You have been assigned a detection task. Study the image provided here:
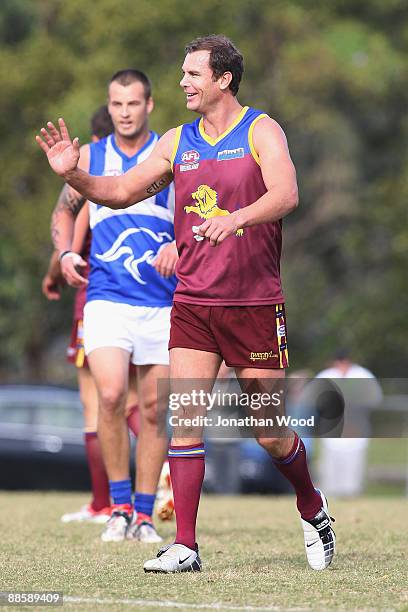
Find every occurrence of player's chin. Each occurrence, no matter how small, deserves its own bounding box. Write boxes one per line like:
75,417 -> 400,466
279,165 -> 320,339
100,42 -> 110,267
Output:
117,125 -> 137,138
186,98 -> 200,112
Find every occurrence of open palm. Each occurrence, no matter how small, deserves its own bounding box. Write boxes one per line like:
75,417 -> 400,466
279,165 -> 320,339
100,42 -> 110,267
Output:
36,118 -> 80,177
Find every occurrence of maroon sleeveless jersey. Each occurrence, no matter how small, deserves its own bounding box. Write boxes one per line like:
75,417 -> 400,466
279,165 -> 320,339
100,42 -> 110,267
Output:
171,106 -> 284,306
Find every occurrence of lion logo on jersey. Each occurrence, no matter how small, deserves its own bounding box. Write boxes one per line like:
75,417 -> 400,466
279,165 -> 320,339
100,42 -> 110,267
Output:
184,185 -> 243,236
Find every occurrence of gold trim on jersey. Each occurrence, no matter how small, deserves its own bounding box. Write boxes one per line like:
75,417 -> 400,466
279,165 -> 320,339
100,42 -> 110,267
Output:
75,320 -> 85,368
248,113 -> 268,165
170,125 -> 183,171
198,106 -> 249,146
275,304 -> 289,368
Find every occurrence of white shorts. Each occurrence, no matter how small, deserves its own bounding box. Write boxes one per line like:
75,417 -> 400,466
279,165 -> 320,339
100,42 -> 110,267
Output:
83,300 -> 171,365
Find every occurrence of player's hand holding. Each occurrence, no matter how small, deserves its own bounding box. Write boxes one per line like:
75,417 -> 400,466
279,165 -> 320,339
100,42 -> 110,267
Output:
60,252 -> 88,288
152,241 -> 178,278
36,118 -> 80,177
197,212 -> 242,247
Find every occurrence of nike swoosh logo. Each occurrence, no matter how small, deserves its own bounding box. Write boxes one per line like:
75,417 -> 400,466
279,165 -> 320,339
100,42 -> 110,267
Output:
306,540 -> 319,548
179,555 -> 192,565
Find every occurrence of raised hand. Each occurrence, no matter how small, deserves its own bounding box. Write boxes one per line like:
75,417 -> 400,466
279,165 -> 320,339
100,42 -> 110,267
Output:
36,118 -> 80,177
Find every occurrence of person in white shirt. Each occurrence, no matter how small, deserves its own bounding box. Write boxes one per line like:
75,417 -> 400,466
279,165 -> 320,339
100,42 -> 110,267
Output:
316,350 -> 383,496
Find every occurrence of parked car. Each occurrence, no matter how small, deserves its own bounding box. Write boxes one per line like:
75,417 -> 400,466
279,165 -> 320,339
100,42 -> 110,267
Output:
204,438 -> 293,495
0,385 -> 90,490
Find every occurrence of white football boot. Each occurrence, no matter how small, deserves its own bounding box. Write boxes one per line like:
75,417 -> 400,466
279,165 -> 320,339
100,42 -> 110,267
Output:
100,507 -> 132,542
301,489 -> 336,570
126,517 -> 163,543
60,504 -> 111,524
144,543 -> 202,573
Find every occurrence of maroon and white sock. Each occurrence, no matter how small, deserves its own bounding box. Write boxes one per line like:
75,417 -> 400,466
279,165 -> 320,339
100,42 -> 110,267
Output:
84,431 -> 110,511
168,444 -> 205,549
272,433 -> 322,520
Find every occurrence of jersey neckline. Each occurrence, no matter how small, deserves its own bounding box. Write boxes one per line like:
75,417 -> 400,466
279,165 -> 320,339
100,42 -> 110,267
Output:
110,131 -> 156,163
198,106 -> 249,146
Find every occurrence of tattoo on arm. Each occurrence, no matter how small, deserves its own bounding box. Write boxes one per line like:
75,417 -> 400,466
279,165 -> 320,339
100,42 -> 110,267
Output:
58,184 -> 86,215
50,184 -> 85,249
146,177 -> 168,195
51,218 -> 60,247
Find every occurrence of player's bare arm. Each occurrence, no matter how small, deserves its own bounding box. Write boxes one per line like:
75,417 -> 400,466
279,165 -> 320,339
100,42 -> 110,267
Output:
50,144 -> 90,287
198,117 -> 298,246
36,118 -> 175,208
236,117 -> 298,226
71,201 -> 90,254
51,183 -> 86,249
50,143 -> 90,250
60,200 -> 90,288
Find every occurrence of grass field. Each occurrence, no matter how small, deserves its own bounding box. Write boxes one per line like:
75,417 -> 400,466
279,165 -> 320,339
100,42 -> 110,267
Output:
0,492 -> 407,611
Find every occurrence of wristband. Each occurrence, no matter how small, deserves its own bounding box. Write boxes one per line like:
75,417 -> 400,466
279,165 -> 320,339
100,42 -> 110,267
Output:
58,250 -> 73,262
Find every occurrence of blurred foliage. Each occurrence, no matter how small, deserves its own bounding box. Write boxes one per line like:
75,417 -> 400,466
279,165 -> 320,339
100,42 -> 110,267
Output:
0,0 -> 407,381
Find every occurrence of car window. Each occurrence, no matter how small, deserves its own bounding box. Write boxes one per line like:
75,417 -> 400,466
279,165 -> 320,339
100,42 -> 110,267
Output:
0,403 -> 33,425
34,402 -> 83,429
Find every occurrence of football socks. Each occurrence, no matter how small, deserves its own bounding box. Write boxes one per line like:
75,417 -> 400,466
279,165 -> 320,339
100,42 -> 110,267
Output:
272,433 -> 322,520
84,432 -> 110,511
168,444 -> 205,549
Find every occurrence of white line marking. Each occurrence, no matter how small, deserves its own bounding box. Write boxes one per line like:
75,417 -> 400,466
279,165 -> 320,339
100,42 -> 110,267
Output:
64,596 -> 310,611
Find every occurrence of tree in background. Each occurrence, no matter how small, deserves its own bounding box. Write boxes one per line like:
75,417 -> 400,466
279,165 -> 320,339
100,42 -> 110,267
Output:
1,0 -> 407,381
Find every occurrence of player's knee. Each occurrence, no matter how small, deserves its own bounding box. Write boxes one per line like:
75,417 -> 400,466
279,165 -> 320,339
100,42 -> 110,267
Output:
140,397 -> 161,426
98,387 -> 127,415
256,436 -> 282,454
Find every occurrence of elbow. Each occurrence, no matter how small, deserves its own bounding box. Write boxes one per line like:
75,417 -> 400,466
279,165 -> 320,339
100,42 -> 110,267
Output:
291,190 -> 299,211
285,188 -> 299,215
109,188 -> 133,210
121,192 -> 134,208
120,185 -> 141,209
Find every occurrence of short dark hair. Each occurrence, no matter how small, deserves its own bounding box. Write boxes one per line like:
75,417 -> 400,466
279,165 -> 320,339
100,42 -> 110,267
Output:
109,69 -> 152,100
334,348 -> 352,362
185,34 -> 243,96
90,105 -> 114,139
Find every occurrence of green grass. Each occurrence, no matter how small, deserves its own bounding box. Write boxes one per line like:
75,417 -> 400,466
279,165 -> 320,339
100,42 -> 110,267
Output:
367,438 -> 408,466
0,492 -> 407,611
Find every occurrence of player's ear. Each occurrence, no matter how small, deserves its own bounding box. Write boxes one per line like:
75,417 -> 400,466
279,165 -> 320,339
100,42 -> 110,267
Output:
219,72 -> 232,92
146,96 -> 154,115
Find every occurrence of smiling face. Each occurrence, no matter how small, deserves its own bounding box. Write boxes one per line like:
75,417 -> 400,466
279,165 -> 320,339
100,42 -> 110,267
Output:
180,50 -> 231,114
108,80 -> 153,139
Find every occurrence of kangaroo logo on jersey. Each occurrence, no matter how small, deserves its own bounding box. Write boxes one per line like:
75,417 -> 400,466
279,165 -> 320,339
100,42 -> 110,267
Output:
184,185 -> 243,236
95,227 -> 173,285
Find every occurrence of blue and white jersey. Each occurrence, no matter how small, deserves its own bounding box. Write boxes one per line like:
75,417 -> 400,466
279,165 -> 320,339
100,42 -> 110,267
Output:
87,132 -> 176,307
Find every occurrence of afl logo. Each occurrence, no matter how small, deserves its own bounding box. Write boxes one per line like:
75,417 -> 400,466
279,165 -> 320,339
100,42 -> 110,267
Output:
182,150 -> 200,163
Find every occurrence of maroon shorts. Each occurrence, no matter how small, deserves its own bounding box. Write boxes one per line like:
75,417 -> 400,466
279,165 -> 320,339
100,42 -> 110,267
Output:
169,302 -> 289,369
66,319 -> 88,368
